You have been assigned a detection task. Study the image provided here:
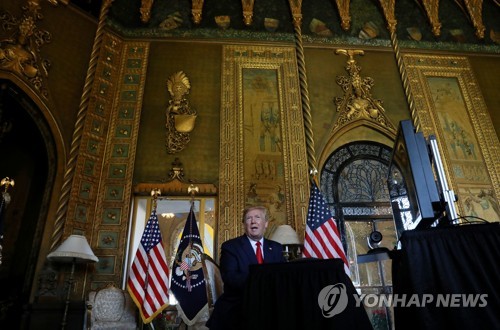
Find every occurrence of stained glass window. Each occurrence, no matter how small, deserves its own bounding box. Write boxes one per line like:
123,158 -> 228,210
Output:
321,141 -> 399,330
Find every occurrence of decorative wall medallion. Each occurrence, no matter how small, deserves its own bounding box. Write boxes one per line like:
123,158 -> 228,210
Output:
102,207 -> 122,225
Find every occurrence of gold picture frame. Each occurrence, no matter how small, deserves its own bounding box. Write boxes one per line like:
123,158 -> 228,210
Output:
403,54 -> 500,222
218,45 -> 309,247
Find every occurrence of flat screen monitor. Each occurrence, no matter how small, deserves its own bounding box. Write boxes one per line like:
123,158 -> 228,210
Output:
388,120 -> 443,236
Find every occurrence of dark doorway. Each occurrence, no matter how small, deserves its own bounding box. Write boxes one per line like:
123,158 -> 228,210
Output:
0,80 -> 53,328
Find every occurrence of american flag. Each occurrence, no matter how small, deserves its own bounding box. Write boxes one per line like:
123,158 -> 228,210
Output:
127,209 -> 170,324
303,181 -> 350,275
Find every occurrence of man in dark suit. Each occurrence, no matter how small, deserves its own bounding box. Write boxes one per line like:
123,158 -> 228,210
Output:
206,205 -> 285,330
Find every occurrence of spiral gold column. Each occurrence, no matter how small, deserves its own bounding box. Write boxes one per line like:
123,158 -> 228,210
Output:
389,29 -> 420,130
288,0 -> 317,174
50,0 -> 114,250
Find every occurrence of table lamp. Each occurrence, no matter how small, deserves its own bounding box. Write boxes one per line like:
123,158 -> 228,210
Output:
270,225 -> 302,261
47,234 -> 98,329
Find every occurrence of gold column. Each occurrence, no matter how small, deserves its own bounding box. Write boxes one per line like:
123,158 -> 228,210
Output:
50,0 -> 114,250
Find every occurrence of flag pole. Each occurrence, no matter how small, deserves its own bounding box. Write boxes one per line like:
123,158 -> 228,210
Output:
187,184 -> 199,241
151,188 -> 161,209
310,169 -> 319,187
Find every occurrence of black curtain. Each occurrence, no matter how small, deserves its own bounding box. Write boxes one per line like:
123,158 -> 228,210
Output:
393,222 -> 500,330
243,258 -> 372,330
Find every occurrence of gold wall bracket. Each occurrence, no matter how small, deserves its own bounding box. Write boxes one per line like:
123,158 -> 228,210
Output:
165,71 -> 197,154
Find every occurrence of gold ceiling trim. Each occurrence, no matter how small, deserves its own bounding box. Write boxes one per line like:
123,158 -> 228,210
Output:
459,0 -> 485,39
287,0 -> 303,28
241,0 -> 255,26
108,0 -> 492,41
192,0 -> 204,24
140,0 -> 153,23
377,0 -> 397,34
332,0 -> 351,31
418,0 -> 442,36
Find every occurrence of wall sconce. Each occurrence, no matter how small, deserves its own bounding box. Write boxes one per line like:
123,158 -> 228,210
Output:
165,71 -> 197,154
47,235 -> 98,329
270,225 -> 302,261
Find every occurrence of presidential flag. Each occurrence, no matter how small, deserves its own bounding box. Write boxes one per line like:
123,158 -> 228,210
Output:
303,181 -> 350,275
170,206 -> 207,325
127,208 -> 170,324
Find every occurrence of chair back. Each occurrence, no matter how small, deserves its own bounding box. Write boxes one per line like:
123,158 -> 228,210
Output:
86,284 -> 137,329
201,253 -> 224,310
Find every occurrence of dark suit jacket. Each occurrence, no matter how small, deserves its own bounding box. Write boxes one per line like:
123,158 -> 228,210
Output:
206,235 -> 285,329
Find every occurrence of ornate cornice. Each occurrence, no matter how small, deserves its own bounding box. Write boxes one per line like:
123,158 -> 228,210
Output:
104,21 -> 500,54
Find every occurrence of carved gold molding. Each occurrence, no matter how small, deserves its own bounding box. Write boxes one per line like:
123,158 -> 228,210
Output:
403,54 -> 500,221
140,0 -> 154,23
287,0 -> 303,28
417,0 -> 442,36
377,0 -> 397,34
192,0 -> 204,24
332,0 -> 351,31
458,0 -> 485,39
241,0 -> 255,26
134,158 -> 217,197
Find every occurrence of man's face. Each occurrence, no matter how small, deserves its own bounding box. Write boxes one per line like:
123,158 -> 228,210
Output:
244,208 -> 268,241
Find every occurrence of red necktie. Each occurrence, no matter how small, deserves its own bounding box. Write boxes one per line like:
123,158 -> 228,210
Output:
256,241 -> 264,264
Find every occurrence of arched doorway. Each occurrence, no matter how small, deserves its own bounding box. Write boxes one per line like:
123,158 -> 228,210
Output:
321,141 -> 397,329
0,80 -> 56,327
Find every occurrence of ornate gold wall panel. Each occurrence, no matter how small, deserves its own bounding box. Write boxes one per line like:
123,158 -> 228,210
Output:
219,45 -> 309,251
62,31 -> 150,295
403,54 -> 500,222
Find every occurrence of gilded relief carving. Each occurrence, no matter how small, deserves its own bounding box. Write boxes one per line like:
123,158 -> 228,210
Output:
165,71 -> 197,154
332,49 -> 396,137
0,2 -> 51,98
219,45 -> 309,249
333,0 -> 352,31
241,0 -> 255,26
140,0 -> 154,23
191,0 -> 204,24
417,0 -> 442,36
458,0 -> 485,39
376,0 -> 397,33
287,0 -> 303,27
403,54 -> 500,222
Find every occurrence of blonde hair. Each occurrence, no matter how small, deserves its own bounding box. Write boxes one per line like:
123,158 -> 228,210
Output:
241,205 -> 269,222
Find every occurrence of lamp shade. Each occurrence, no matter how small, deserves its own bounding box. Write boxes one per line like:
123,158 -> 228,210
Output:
270,225 -> 301,245
47,234 -> 99,263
